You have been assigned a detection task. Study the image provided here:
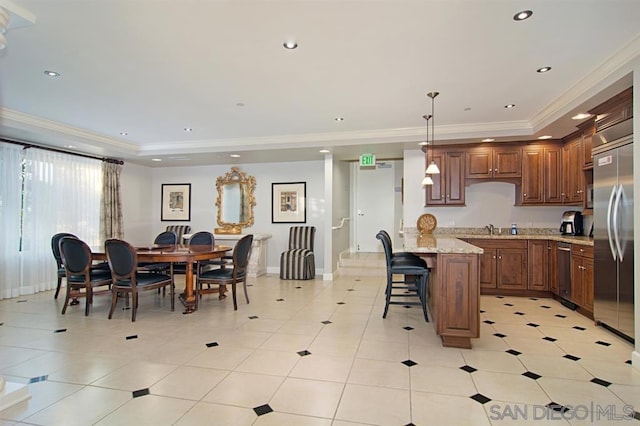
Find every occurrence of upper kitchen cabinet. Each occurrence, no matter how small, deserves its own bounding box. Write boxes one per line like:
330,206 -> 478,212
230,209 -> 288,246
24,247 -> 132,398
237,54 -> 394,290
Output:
519,142 -> 563,205
425,149 -> 465,206
562,133 -> 584,204
466,146 -> 522,180
578,120 -> 595,169
590,87 -> 633,133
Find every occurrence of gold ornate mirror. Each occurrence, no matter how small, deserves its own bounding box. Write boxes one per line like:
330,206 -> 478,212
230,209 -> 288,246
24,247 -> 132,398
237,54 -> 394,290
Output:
215,167 -> 256,234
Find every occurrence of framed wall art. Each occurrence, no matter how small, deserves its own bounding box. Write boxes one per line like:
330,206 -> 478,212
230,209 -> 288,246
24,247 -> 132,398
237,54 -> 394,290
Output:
272,182 -> 306,223
161,183 -> 191,221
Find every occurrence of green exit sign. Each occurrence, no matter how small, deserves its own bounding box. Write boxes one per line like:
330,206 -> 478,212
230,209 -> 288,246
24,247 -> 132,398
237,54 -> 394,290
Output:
359,154 -> 376,167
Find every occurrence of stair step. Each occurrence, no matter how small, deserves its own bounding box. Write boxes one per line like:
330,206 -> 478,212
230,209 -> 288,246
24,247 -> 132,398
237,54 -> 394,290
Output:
337,252 -> 385,276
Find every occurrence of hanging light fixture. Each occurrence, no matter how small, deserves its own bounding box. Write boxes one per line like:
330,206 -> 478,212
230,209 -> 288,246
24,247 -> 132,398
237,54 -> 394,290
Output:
425,91 -> 441,175
421,113 -> 434,186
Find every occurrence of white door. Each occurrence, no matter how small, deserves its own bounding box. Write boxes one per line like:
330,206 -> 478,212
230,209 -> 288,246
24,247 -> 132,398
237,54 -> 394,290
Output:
355,161 -> 396,252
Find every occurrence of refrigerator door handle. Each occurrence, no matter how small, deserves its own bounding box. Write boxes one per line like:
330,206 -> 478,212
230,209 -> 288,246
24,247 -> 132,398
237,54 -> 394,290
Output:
606,185 -> 617,261
613,184 -> 624,262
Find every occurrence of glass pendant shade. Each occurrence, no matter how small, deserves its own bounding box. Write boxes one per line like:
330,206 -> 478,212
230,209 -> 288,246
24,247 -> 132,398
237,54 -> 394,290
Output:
421,175 -> 434,186
425,160 -> 440,174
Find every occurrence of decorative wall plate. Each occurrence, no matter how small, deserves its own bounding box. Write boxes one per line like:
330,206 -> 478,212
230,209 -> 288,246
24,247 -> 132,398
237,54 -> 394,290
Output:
417,213 -> 437,234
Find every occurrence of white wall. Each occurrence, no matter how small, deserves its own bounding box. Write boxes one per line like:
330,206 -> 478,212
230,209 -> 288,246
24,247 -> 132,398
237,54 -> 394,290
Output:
148,161 -> 326,273
121,162 -> 153,243
403,149 -> 575,231
330,159 -> 351,274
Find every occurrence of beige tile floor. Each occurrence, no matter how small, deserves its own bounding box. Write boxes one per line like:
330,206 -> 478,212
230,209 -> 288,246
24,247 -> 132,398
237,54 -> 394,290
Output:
0,269 -> 639,425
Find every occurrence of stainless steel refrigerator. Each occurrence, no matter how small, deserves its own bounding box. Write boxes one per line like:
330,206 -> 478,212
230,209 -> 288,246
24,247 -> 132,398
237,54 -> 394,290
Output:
593,119 -> 634,343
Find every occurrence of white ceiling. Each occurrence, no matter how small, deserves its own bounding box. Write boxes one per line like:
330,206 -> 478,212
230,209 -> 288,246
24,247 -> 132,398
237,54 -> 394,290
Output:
1,0 -> 639,167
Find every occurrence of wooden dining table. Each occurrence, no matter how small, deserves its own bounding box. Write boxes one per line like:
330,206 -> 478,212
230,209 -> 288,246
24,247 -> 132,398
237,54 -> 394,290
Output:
93,244 -> 232,314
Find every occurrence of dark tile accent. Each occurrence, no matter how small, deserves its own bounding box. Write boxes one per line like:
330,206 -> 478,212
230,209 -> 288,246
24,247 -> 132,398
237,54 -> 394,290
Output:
626,360 -> 632,365
563,354 -> 581,361
591,378 -> 611,387
634,411 -> 640,421
573,326 -> 586,331
522,371 -> 541,380
297,350 -> 312,356
29,375 -> 48,383
295,286 -> 302,289
354,279 -> 361,282
405,423 -> 416,426
470,393 -> 491,404
547,402 -> 569,413
555,314 -> 567,318
483,320 -> 495,324
0,323 -> 3,326
403,305 -> 412,309
253,404 -> 273,416
595,340 -> 611,347
460,365 -> 477,373
17,300 -> 27,303
506,349 -> 521,356
496,296 -> 505,299
54,328 -> 67,333
206,342 -> 219,348
541,305 -> 551,309
347,289 -> 354,291
480,310 -> 485,313
529,297 -> 539,301
247,284 -> 254,287
514,312 -> 525,315
493,333 -> 507,338
527,323 -> 540,328
403,326 -> 414,331
321,320 -> 332,325
337,302 -> 345,305
126,335 -> 138,340
248,316 -> 259,319
401,360 -> 417,367
276,298 -> 284,301
504,303 -> 514,307
543,337 -> 557,342
132,388 -> 150,398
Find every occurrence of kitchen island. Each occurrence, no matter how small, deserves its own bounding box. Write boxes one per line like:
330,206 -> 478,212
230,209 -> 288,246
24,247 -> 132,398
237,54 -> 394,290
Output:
402,231 -> 484,349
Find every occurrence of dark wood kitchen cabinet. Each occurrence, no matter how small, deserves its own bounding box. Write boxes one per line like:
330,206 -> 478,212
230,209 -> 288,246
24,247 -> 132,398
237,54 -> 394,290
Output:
519,143 -> 563,205
562,136 -> 584,204
425,149 -> 465,206
548,240 -> 559,295
527,240 -> 548,291
571,244 -> 594,314
591,87 -> 633,133
467,239 -> 527,292
466,147 -> 521,179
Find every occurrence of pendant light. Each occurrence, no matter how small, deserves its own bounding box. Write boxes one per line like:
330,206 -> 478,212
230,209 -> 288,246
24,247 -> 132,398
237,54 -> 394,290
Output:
421,113 -> 434,186
425,91 -> 441,175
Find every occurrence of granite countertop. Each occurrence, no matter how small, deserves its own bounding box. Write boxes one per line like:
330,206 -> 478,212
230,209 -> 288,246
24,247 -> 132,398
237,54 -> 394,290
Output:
401,227 -> 594,247
402,231 -> 484,254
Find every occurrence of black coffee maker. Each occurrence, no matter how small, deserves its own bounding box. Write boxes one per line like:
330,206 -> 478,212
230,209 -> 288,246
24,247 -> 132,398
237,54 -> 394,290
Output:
560,211 -> 583,236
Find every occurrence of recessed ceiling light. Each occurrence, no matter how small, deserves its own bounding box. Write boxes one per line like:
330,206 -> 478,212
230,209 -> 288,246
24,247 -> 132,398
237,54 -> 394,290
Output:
66,144 -> 75,148
236,102 -> 245,107
151,158 -> 162,162
120,132 -> 128,136
538,135 -> 553,140
319,149 -> 330,153
418,141 -> 429,146
334,117 -> 344,121
482,138 -> 495,142
537,66 -> 552,73
230,154 -> 241,158
44,70 -> 60,77
572,113 -> 592,120
504,104 -> 516,109
513,10 -> 533,21
283,40 -> 298,49
464,107 -> 472,111
184,128 -> 193,132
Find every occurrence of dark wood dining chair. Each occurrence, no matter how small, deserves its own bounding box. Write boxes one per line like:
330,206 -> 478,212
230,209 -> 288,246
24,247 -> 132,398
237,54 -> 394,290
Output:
138,230 -> 178,273
105,239 -> 174,322
51,232 -> 77,299
59,236 -> 112,316
195,234 -> 253,310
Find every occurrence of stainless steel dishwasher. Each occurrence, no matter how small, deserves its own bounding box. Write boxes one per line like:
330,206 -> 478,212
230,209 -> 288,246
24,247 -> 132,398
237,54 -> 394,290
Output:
557,242 -> 574,308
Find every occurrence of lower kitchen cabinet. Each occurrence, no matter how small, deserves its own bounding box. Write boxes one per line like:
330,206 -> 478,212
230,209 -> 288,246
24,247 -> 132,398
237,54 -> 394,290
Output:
571,244 -> 594,313
468,239 -> 527,291
527,240 -> 548,291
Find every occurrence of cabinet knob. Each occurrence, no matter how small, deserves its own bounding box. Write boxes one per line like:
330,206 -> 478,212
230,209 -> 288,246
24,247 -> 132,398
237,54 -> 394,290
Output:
498,256 -> 502,260
493,255 -> 496,259
523,193 -> 527,197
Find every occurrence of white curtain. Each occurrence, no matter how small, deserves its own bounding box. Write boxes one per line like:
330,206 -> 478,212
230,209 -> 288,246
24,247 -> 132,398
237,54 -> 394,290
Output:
0,144 -> 102,299
0,143 -> 24,299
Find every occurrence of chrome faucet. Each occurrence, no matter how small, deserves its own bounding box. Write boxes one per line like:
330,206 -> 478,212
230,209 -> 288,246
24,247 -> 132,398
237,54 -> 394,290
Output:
485,224 -> 495,235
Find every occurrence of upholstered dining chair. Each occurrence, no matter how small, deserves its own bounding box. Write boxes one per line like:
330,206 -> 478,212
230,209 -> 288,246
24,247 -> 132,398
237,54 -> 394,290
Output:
138,230 -> 178,273
58,236 -> 112,316
105,239 -> 174,322
376,230 -> 430,321
51,232 -> 77,299
195,234 -> 253,310
280,226 -> 316,280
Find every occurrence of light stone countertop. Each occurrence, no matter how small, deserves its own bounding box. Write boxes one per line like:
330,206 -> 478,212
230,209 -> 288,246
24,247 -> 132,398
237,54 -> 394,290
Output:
402,231 -> 484,254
